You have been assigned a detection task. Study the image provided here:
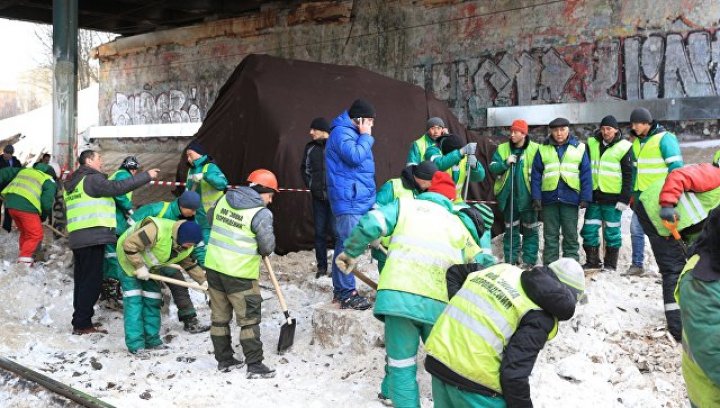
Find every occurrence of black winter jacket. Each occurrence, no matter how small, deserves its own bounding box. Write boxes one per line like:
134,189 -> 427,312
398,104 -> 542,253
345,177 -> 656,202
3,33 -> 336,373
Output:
64,165 -> 151,249
0,155 -> 22,169
301,139 -> 329,200
590,130 -> 633,205
426,264 -> 577,408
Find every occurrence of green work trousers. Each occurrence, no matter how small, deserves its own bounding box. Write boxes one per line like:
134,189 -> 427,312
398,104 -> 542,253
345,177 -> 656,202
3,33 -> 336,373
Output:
541,203 -> 580,264
502,204 -> 539,265
431,376 -> 506,408
119,271 -> 162,352
580,203 -> 622,248
103,243 -> 121,280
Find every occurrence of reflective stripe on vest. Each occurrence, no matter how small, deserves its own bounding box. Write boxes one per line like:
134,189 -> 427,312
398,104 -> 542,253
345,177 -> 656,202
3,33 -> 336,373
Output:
640,179 -> 720,237
450,155 -> 468,202
64,177 -> 116,232
378,198 -> 470,302
188,163 -> 224,212
116,217 -> 193,275
493,141 -> 539,195
380,179 -> 415,248
204,196 -> 263,279
109,169 -> 133,202
425,264 -> 558,393
539,143 -> 585,192
588,138 -> 631,194
157,201 -> 172,218
632,132 -> 668,191
413,135 -> 431,163
1,168 -> 52,213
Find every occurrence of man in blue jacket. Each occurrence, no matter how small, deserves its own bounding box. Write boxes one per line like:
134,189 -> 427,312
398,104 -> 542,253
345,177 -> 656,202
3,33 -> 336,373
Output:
325,98 -> 376,310
531,118 -> 592,265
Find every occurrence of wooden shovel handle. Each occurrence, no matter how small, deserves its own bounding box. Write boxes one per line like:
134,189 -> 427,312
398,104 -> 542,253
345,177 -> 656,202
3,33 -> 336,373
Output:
263,257 -> 289,313
43,222 -> 67,238
148,272 -> 207,292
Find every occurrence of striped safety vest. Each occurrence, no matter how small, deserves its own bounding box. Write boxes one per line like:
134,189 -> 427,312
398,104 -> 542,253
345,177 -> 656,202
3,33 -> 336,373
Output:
380,179 -> 415,248
117,217 -> 194,275
632,132 -> 673,192
411,134 -> 433,164
1,168 -> 53,213
188,163 -> 224,212
539,143 -> 586,192
64,177 -> 116,232
493,141 -> 539,195
425,264 -> 558,393
204,196 -> 263,279
587,137 -> 632,194
450,155 -> 469,203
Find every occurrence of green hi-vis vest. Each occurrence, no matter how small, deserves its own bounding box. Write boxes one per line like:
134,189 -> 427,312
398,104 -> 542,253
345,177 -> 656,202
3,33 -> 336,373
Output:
378,198 -> 470,302
157,201 -> 172,218
587,138 -> 632,194
380,179 -> 416,248
493,141 -> 539,195
640,178 -> 720,237
539,143 -> 586,192
64,177 -> 116,232
1,168 -> 53,213
425,264 -> 558,393
632,132 -> 668,192
188,163 -> 224,212
117,217 -> 194,276
205,196 -> 263,279
109,169 -> 133,202
413,134 -> 432,163
450,155 -> 468,203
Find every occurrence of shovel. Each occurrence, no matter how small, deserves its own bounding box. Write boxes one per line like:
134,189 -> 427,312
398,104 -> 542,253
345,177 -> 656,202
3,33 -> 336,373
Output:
262,256 -> 296,354
148,272 -> 208,292
662,218 -> 688,258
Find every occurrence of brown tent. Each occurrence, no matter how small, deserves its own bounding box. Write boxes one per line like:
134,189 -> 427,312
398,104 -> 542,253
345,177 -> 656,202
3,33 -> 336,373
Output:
177,54 -> 496,254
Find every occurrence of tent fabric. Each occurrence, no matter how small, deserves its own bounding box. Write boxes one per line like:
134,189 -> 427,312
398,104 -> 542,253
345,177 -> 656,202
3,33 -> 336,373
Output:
176,54 -> 495,254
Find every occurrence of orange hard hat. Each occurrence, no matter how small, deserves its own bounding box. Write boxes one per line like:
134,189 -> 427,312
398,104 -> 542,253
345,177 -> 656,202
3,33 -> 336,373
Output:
247,169 -> 279,192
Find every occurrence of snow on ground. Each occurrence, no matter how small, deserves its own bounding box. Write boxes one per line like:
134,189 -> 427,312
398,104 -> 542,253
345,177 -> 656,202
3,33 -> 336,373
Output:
0,210 -> 689,407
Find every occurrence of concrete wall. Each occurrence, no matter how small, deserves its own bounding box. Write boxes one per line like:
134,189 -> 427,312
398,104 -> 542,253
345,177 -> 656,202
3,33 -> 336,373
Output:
96,0 -> 720,138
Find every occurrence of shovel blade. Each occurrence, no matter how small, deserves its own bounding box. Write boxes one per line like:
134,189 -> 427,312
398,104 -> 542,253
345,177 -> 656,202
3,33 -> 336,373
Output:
277,317 -> 296,354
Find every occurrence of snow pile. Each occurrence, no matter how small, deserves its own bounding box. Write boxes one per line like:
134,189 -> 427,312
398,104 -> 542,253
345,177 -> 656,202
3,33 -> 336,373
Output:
0,211 -> 688,407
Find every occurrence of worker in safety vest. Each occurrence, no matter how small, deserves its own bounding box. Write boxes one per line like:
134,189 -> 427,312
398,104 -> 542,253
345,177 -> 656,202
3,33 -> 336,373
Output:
424,258 -> 584,407
116,218 -> 205,356
184,140 -> 228,266
406,117 -> 447,166
626,107 -> 683,276
129,191 -> 209,334
579,115 -> 632,272
675,206 -> 720,407
426,133 -> 485,202
489,119 -> 540,268
0,163 -> 57,265
372,160 -> 438,271
335,171 -> 486,408
101,156 -> 142,306
205,169 -> 277,379
64,149 -> 159,335
635,157 -> 720,341
531,117 -> 592,264
453,201 -> 496,268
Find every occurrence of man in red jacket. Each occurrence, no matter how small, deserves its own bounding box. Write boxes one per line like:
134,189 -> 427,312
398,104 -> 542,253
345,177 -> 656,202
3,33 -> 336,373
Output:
635,155 -> 720,341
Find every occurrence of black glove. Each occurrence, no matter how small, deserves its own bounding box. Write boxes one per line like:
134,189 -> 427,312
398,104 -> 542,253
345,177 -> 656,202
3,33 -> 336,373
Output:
532,200 -> 542,211
41,215 -> 48,223
660,206 -> 678,222
579,201 -> 588,209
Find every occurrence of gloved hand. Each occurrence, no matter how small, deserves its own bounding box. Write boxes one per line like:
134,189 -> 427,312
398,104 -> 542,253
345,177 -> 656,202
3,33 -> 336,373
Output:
126,217 -> 136,226
188,173 -> 204,182
532,200 -> 542,211
369,239 -> 382,250
460,143 -> 477,156
200,281 -> 209,291
579,201 -> 588,209
506,154 -> 517,165
615,202 -> 629,212
40,215 -> 48,223
335,252 -> 358,275
467,154 -> 478,169
135,266 -> 150,280
660,206 -> 679,222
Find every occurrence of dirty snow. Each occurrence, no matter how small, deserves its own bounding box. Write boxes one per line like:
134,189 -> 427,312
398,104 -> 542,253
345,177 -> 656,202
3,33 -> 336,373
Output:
0,210 -> 688,407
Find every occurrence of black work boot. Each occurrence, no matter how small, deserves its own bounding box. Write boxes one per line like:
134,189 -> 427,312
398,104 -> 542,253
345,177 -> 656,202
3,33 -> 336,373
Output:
218,357 -> 245,372
603,247 -> 619,271
246,362 -> 276,379
582,246 -> 602,271
182,316 -> 210,334
211,334 -> 236,370
315,265 -> 327,279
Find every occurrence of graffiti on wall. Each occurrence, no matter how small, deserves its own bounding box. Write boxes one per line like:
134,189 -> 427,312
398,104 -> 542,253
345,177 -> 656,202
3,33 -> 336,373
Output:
110,84 -> 218,125
411,30 -> 720,128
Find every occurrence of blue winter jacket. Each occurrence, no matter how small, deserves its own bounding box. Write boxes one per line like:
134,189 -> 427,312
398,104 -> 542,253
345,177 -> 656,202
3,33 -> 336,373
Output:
325,111 -> 376,216
530,135 -> 593,205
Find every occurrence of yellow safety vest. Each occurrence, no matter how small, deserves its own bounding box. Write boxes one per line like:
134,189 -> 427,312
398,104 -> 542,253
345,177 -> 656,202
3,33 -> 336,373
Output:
632,132 -> 669,192
117,217 -> 194,276
450,155 -> 469,203
380,179 -> 415,248
539,143 -> 585,192
378,198 -> 473,302
205,196 -> 263,279
157,201 -> 171,218
493,141 -> 539,195
1,168 -> 53,213
425,264 -> 558,393
64,177 -> 116,232
639,179 -> 720,237
587,138 -> 632,194
412,134 -> 432,163
188,163 -> 224,212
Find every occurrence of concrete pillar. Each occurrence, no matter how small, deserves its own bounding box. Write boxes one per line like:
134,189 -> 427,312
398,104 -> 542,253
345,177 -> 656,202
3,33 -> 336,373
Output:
52,0 -> 78,175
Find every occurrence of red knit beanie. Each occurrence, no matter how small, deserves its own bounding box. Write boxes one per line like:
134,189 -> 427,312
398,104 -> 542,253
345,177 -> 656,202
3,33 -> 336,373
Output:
510,119 -> 529,135
428,171 -> 456,200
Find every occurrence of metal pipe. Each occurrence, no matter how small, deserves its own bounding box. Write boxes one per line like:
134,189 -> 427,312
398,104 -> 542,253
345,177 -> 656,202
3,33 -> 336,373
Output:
52,0 -> 79,174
